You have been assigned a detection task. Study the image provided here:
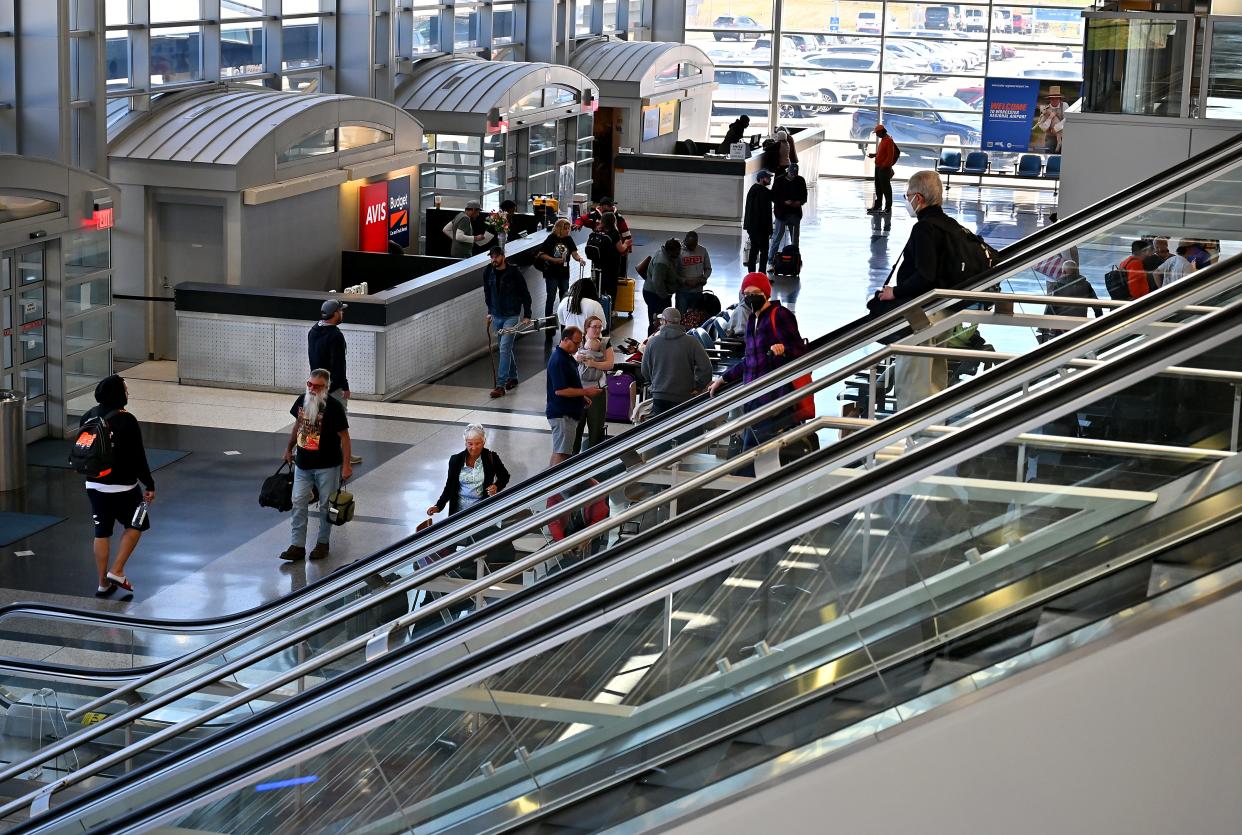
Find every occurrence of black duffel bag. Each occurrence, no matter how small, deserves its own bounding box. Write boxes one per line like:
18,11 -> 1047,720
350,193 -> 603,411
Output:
259,461 -> 295,512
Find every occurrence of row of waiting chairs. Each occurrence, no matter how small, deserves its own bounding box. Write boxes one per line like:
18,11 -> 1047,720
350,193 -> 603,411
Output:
937,150 -> 1062,192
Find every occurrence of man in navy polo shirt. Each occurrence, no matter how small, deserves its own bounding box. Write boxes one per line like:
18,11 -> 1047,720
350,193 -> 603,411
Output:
546,326 -> 604,466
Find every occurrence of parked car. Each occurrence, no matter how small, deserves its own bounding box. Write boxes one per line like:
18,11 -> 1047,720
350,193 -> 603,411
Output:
850,95 -> 982,151
954,86 -> 985,109
805,48 -> 917,87
712,15 -> 762,41
780,67 -> 870,112
990,43 -> 1017,60
712,67 -> 828,119
963,8 -> 986,33
753,34 -> 814,53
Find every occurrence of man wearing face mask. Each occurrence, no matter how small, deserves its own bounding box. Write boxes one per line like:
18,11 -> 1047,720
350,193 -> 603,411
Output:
708,272 -> 806,448
871,170 -> 955,409
281,368 -> 353,562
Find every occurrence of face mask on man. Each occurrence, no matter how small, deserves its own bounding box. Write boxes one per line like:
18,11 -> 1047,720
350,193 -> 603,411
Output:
743,293 -> 766,310
903,192 -> 922,219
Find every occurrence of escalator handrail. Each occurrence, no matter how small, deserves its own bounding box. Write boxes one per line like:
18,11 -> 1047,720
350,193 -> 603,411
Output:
9,129 -> 1240,716
46,263 -> 1242,835
14,254 -> 1242,827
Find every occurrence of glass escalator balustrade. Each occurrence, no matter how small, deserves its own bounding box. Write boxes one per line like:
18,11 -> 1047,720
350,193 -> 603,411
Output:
3,138 -> 1242,826
153,273 -> 1242,835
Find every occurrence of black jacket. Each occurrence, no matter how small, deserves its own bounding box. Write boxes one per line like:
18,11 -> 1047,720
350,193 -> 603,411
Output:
483,262 -> 533,319
893,205 -> 959,302
81,376 -> 154,490
771,175 -> 808,222
435,448 -> 511,515
307,322 -> 349,393
743,183 -> 774,236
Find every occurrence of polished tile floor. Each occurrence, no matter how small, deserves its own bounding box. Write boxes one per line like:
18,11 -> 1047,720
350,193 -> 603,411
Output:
0,178 -> 1055,618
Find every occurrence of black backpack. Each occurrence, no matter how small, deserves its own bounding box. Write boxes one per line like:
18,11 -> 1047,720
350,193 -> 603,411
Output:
925,214 -> 999,289
1104,266 -> 1132,301
584,230 -> 612,264
70,409 -> 120,478
892,142 -> 902,161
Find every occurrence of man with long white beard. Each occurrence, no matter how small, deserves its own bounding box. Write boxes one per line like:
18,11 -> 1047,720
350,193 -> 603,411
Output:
281,368 -> 353,561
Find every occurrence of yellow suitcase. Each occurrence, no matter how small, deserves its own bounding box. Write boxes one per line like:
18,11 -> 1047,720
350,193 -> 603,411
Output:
614,277 -> 636,316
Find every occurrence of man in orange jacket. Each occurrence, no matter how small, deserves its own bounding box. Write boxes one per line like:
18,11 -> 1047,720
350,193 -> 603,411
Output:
1121,240 -> 1154,299
867,124 -> 898,215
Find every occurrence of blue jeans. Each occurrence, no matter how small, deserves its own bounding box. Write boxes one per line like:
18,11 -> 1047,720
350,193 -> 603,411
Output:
291,465 -> 340,548
769,217 -> 801,263
493,315 -> 519,385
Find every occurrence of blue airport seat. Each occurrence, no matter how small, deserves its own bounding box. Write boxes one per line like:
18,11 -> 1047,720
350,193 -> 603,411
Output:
937,149 -> 963,190
1044,155 -> 1062,179
1016,154 -> 1043,178
962,151 -> 990,175
936,149 -> 962,174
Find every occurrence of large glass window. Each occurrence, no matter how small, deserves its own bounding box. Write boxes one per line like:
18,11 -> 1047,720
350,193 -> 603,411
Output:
689,0 -> 1090,175
105,2 -> 338,106
1083,14 -> 1191,118
1204,19 -> 1242,120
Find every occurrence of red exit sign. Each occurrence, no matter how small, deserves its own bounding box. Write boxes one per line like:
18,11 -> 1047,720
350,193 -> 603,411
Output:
93,207 -> 114,229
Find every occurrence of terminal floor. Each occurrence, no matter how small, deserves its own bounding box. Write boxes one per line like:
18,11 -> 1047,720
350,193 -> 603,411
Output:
1,179 -> 1055,621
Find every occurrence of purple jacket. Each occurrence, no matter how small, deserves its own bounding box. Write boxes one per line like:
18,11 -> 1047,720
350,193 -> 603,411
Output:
722,301 -> 806,407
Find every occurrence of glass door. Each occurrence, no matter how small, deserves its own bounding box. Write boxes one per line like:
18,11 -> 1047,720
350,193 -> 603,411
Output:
1,244 -> 49,439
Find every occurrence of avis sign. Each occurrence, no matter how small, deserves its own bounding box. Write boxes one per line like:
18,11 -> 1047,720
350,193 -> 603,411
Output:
358,176 -> 412,252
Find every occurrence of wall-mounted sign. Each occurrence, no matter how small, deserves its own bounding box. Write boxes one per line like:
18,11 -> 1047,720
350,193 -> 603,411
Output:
982,78 -> 1081,154
641,106 -> 660,142
658,100 -> 678,136
359,181 -> 389,252
387,178 -> 410,249
92,207 -> 114,230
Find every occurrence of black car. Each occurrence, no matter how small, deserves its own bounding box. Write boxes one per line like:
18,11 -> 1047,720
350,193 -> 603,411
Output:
712,15 -> 761,41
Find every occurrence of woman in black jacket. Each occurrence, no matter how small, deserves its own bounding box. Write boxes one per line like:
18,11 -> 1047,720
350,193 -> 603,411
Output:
426,424 -> 511,516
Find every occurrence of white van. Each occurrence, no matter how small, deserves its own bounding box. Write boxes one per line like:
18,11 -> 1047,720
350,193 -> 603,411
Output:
963,8 -> 986,32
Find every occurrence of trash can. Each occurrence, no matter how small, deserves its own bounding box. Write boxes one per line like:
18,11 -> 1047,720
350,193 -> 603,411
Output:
0,390 -> 26,492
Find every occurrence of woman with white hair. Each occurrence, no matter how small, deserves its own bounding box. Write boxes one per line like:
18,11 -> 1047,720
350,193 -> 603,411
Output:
427,424 -> 511,517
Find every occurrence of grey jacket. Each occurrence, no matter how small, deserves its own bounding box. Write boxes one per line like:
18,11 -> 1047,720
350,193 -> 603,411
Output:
641,324 -> 713,403
646,250 -> 684,298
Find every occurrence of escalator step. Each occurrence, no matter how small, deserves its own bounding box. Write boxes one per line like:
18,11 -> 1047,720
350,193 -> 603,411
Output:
1146,562 -> 1204,598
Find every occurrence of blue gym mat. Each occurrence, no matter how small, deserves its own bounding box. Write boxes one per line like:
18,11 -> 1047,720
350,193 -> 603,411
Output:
0,512 -> 65,547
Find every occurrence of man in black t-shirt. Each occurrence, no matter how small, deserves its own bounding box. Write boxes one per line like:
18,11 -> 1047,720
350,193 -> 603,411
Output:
281,368 -> 353,561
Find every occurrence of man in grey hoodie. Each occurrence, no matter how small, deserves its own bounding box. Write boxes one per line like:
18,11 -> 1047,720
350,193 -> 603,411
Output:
677,231 -> 713,312
641,307 -> 713,416
643,238 -> 683,326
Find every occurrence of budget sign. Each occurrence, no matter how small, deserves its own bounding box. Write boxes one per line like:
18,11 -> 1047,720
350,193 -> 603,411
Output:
387,177 -> 410,249
981,78 -> 1041,152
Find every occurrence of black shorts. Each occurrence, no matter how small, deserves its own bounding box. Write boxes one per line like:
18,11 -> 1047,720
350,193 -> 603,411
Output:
87,486 -> 149,538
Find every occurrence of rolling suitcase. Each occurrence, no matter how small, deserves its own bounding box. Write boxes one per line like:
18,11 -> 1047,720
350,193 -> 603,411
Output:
605,369 -> 637,423
599,292 -> 613,331
613,277 -> 636,317
773,244 -> 802,278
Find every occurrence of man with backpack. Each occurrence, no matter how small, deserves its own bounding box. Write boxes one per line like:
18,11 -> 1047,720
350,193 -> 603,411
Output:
73,374 -> 155,597
867,124 -> 899,215
871,170 -> 997,409
768,163 -> 807,271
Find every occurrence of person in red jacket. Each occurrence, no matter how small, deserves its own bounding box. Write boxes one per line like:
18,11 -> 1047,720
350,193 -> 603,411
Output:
1121,240 -> 1154,299
867,124 -> 898,215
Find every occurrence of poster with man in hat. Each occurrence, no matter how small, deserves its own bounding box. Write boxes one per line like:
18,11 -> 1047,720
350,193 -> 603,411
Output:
1035,84 -> 1069,153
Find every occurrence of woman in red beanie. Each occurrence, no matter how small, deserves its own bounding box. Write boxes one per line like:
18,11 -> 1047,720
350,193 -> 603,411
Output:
709,272 -> 806,449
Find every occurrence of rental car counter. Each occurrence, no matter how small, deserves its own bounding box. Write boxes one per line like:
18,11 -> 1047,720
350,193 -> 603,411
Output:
611,127 -> 824,220
172,234 -> 552,400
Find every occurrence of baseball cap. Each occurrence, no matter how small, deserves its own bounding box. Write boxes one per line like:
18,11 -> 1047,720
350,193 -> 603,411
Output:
321,298 -> 348,319
873,124 -> 886,133
659,307 -> 682,324
597,196 -> 615,206
757,169 -> 773,182
464,200 -> 482,210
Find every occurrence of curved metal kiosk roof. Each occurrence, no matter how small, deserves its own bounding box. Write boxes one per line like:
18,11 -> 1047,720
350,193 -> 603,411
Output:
570,39 -> 715,101
393,57 -> 598,135
107,85 -> 425,193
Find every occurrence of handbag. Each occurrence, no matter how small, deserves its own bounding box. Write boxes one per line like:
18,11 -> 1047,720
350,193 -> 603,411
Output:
769,308 -> 815,423
635,254 -> 651,280
259,462 -> 295,512
327,484 -> 356,526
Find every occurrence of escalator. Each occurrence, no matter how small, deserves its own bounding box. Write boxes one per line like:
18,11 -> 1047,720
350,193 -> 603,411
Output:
8,244 -> 1242,832
0,136 -> 1239,828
